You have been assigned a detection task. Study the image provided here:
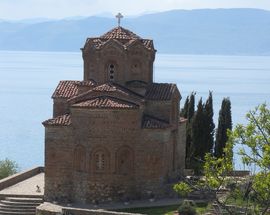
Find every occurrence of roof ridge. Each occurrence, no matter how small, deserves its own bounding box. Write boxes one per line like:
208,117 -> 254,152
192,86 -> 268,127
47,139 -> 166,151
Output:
42,114 -> 71,126
72,95 -> 139,109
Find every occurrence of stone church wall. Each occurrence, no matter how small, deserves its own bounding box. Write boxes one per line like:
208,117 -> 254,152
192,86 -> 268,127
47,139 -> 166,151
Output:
144,101 -> 171,122
53,99 -> 69,117
44,126 -> 74,202
83,42 -> 154,85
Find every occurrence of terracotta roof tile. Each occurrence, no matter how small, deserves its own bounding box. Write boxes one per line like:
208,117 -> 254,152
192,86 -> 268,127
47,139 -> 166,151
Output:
52,81 -> 80,99
145,83 -> 177,100
84,27 -> 154,51
101,27 -> 141,40
93,83 -> 143,98
76,80 -> 96,87
52,80 -> 96,99
72,96 -> 138,109
142,39 -> 154,50
142,115 -> 170,129
43,114 -> 71,126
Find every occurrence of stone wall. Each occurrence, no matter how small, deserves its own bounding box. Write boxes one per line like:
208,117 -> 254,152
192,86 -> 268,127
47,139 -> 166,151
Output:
82,41 -> 155,85
44,126 -> 74,202
0,166 -> 44,191
53,99 -> 69,117
36,203 -> 143,215
62,208 -> 143,215
45,105 -> 184,203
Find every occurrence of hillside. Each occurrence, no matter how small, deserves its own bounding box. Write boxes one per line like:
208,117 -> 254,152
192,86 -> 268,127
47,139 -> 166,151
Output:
0,8 -> 270,55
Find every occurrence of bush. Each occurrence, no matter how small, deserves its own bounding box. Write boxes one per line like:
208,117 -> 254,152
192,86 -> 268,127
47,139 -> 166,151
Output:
178,200 -> 197,215
0,158 -> 18,180
173,182 -> 193,197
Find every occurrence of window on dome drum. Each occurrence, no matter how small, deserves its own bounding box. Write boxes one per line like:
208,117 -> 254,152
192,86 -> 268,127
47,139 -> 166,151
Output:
108,64 -> 115,81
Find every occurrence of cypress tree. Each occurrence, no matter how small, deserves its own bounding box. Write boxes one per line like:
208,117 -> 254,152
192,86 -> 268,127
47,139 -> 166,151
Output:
192,98 -> 206,160
187,92 -> 195,122
204,92 -> 215,154
215,98 -> 232,158
185,92 -> 196,168
180,96 -> 189,118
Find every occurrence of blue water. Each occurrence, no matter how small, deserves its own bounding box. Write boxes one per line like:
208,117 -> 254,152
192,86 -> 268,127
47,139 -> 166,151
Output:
0,51 -> 269,170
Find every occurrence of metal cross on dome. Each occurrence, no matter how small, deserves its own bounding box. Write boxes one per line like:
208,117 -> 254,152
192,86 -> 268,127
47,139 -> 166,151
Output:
116,13 -> 123,26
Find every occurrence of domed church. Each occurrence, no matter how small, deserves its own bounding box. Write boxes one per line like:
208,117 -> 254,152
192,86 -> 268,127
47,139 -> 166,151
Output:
43,14 -> 186,203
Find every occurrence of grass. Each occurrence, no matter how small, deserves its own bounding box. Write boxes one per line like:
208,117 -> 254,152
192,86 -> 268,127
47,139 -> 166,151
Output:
117,202 -> 209,215
117,205 -> 178,215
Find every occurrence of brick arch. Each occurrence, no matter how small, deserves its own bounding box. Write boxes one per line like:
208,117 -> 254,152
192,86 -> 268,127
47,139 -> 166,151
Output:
91,147 -> 110,173
73,145 -> 86,172
116,145 -> 134,175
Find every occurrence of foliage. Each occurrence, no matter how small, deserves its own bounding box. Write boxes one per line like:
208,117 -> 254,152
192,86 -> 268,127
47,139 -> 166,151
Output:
184,92 -> 215,170
192,98 -> 205,161
184,92 -> 196,168
175,104 -> 270,214
180,96 -> 189,118
215,98 -> 232,158
0,158 -> 18,180
204,92 -> 215,154
118,205 -> 179,215
229,103 -> 270,213
177,200 -> 197,215
118,204 -> 208,215
173,182 -> 193,197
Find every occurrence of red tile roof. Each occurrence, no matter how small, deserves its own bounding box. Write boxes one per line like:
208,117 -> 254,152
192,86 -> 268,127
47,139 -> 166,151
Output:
72,96 -> 139,109
76,80 -> 96,87
92,83 -> 142,97
142,115 -> 170,129
145,83 -> 178,100
43,114 -> 71,126
84,27 -> 155,51
101,27 -> 141,40
142,39 -> 154,50
52,80 -> 96,99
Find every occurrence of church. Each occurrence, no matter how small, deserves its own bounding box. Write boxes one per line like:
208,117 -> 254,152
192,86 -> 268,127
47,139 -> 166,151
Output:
42,14 -> 186,204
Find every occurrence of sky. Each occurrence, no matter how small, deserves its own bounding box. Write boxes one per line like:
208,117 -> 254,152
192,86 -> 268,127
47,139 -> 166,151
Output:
1,0 -> 270,20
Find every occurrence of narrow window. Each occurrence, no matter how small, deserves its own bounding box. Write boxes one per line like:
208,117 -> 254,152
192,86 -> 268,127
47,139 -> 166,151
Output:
95,151 -> 105,171
108,64 -> 115,81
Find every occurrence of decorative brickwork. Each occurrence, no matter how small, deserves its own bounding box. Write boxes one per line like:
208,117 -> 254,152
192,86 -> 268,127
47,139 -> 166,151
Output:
43,24 -> 186,204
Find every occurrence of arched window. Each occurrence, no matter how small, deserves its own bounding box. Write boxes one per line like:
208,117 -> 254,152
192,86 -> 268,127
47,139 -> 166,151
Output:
108,64 -> 115,81
73,145 -> 86,172
92,148 -> 109,173
95,151 -> 105,171
116,146 -> 134,175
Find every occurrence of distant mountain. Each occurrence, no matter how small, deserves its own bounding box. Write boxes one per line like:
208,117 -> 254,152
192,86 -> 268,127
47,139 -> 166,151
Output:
1,8 -> 270,55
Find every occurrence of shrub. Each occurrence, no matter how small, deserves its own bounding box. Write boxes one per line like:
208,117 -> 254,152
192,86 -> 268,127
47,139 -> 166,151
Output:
178,200 -> 197,215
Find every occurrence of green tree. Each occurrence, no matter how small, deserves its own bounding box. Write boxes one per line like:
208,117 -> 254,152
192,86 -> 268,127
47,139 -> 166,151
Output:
192,98 -> 206,161
0,158 -> 18,180
174,104 -> 270,214
180,96 -> 189,118
187,92 -> 195,122
204,92 -> 215,154
185,92 -> 196,168
230,103 -> 270,214
215,98 -> 232,158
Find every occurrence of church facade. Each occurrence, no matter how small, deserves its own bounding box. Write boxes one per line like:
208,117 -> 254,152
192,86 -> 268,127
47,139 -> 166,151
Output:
43,23 -> 186,203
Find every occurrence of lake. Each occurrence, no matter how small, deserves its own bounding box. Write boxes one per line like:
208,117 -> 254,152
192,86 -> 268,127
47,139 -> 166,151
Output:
0,51 -> 269,170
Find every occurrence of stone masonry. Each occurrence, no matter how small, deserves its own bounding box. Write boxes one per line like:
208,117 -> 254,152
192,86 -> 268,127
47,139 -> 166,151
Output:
43,24 -> 186,204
